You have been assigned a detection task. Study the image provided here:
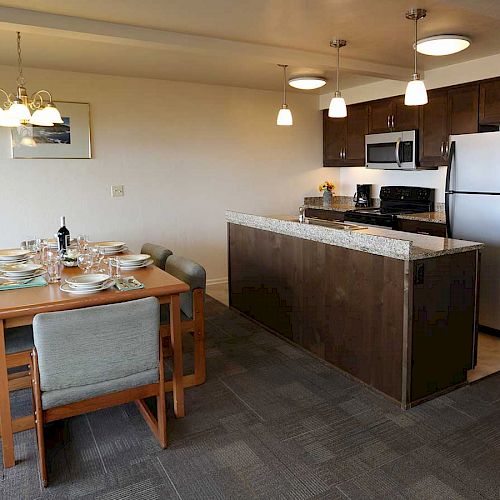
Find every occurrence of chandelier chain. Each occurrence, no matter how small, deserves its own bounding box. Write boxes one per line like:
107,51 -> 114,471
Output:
16,32 -> 25,87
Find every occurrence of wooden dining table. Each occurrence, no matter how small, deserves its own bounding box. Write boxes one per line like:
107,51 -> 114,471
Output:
0,262 -> 189,468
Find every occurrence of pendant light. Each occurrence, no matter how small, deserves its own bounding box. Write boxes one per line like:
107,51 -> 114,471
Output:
0,32 -> 63,127
277,64 -> 293,126
405,9 -> 428,106
328,39 -> 347,118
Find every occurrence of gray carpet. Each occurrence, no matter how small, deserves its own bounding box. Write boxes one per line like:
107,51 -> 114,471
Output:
1,296 -> 499,499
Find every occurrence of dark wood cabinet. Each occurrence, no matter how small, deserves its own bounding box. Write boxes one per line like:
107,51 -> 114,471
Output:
368,96 -> 418,134
448,83 -> 479,135
323,104 -> 368,167
419,88 -> 449,168
396,218 -> 447,237
304,208 -> 345,221
323,109 -> 346,167
479,79 -> 500,125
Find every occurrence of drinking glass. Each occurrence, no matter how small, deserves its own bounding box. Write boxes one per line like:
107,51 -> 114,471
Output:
77,252 -> 94,274
35,238 -> 48,266
108,258 -> 121,279
46,254 -> 62,283
77,234 -> 89,253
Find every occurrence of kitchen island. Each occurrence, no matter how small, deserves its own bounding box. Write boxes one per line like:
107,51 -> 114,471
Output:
227,210 -> 483,408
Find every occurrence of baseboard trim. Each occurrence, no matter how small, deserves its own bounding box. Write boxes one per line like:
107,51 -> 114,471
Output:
479,324 -> 500,337
207,277 -> 228,286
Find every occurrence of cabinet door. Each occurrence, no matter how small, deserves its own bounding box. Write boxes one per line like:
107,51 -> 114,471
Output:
479,79 -> 500,125
345,102 -> 368,166
392,96 -> 419,132
419,88 -> 449,167
368,98 -> 393,133
448,83 -> 479,134
323,109 -> 347,167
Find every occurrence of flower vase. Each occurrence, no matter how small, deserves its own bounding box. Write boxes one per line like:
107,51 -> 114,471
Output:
322,190 -> 333,206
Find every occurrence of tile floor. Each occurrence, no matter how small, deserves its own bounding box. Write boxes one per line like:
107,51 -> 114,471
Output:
1,294 -> 499,499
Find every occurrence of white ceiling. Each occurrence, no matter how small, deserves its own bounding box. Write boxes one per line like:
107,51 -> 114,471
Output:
0,0 -> 499,93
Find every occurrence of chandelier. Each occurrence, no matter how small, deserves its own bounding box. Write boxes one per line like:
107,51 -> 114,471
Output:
0,32 -> 63,127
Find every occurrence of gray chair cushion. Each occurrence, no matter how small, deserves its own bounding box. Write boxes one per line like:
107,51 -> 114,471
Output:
164,255 -> 206,319
141,243 -> 173,270
33,297 -> 160,409
5,325 -> 33,355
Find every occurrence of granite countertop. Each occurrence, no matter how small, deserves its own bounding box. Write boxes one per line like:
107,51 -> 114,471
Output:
226,210 -> 482,261
304,197 -> 446,224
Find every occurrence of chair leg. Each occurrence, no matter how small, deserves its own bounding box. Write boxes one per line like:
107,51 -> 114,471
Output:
193,289 -> 206,385
157,333 -> 167,448
31,350 -> 47,487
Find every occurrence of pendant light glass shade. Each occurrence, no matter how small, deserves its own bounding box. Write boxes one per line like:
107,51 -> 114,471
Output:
277,64 -> 293,126
9,101 -> 31,121
405,75 -> 428,105
328,92 -> 347,118
405,9 -> 427,107
42,103 -> 63,124
0,108 -> 21,127
29,109 -> 54,126
277,105 -> 293,126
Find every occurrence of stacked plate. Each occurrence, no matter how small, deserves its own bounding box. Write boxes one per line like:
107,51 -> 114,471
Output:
118,254 -> 153,270
0,248 -> 30,265
94,241 -> 127,255
0,262 -> 45,282
61,273 -> 114,294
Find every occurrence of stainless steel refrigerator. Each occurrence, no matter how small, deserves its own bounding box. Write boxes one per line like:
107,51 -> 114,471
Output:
447,131 -> 500,333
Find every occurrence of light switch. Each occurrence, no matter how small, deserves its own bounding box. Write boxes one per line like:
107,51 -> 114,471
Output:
111,185 -> 124,197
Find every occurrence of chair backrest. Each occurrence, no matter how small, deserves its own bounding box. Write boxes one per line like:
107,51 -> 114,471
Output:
164,255 -> 206,319
141,243 -> 172,270
33,297 -> 160,394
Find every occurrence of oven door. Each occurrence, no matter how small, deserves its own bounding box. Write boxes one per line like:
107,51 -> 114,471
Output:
365,130 -> 416,170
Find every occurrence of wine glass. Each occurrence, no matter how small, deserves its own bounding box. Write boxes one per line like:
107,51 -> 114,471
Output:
77,234 -> 89,253
77,253 -> 93,274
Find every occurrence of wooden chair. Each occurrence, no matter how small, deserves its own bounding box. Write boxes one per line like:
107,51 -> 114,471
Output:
31,297 -> 167,487
162,255 -> 206,389
140,243 -> 172,270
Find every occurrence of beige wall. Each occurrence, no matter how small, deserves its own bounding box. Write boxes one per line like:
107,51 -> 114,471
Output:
0,65 -> 335,282
319,53 -> 500,203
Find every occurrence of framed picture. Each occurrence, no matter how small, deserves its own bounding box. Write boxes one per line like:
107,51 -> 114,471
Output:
11,101 -> 92,159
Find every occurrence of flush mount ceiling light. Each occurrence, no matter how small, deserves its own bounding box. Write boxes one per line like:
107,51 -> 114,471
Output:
0,32 -> 63,128
328,39 -> 347,118
416,34 -> 471,56
288,76 -> 327,90
405,8 -> 428,106
277,64 -> 293,126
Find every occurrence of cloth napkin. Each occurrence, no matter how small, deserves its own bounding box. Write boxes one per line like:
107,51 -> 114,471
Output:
0,276 -> 48,291
114,277 -> 145,291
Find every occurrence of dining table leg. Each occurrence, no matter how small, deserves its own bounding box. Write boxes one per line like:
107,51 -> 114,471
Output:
0,319 -> 15,468
169,294 -> 185,418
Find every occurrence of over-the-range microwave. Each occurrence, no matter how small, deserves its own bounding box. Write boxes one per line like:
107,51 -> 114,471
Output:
365,130 -> 429,170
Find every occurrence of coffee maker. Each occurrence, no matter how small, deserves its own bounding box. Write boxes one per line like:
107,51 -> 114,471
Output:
353,184 -> 372,207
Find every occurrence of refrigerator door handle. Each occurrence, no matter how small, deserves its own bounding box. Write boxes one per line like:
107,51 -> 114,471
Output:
445,141 -> 456,237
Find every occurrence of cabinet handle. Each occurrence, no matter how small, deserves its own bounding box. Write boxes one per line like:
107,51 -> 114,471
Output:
339,149 -> 343,159
391,115 -> 395,130
344,148 -> 347,159
440,142 -> 445,156
445,142 -> 449,155
387,115 -> 391,129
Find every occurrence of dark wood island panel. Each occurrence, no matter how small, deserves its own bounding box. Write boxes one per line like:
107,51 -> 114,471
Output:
228,223 -> 479,407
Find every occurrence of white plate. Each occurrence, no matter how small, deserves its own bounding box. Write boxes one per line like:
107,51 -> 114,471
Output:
60,279 -> 114,294
0,269 -> 46,281
0,263 -> 43,274
0,249 -> 31,260
94,241 -> 126,249
65,273 -> 110,287
118,254 -> 150,264
119,258 -> 154,270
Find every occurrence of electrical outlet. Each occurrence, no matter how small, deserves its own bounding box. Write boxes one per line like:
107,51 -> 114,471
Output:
111,185 -> 124,197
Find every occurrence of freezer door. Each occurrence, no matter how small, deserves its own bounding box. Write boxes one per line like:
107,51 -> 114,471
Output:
450,132 -> 500,193
449,192 -> 500,330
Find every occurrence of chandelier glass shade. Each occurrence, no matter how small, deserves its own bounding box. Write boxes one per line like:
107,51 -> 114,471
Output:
0,32 -> 63,128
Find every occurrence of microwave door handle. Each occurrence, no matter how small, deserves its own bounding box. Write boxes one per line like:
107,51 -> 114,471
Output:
394,137 -> 403,168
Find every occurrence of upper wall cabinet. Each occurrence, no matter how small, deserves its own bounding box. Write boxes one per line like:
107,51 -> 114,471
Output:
323,103 -> 368,167
419,83 -> 479,168
479,79 -> 500,125
368,96 -> 419,134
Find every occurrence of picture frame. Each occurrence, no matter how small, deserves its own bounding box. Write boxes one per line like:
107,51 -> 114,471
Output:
10,101 -> 92,159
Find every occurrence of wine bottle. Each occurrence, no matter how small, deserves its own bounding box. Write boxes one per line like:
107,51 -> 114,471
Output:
57,216 -> 70,254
